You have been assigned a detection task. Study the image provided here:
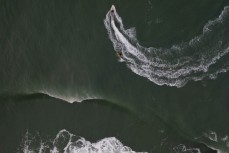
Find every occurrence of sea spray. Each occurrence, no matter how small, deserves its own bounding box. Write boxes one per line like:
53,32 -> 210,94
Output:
18,130 -> 204,153
18,130 -> 146,153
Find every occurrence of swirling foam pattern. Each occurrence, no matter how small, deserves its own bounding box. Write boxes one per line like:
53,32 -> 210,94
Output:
18,130 -> 201,153
19,130 -> 145,153
104,6 -> 229,87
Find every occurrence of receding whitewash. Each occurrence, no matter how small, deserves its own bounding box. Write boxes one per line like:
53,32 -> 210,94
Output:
196,130 -> 229,153
18,129 -> 146,153
172,144 -> 200,153
18,129 -> 205,153
104,5 -> 229,87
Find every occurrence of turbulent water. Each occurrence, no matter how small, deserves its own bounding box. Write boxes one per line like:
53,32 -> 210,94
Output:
19,130 -> 144,153
18,130 -> 202,153
18,130 -> 229,153
104,5 -> 229,87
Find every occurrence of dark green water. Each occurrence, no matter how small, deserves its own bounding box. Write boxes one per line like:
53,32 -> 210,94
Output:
0,0 -> 229,152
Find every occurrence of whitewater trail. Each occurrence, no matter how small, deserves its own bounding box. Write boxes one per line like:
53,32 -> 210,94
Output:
104,5 -> 229,87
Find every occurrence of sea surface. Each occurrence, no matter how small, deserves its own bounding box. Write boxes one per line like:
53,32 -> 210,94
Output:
0,0 -> 229,153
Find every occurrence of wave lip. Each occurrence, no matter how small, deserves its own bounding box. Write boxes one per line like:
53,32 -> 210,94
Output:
37,90 -> 99,103
104,5 -> 229,87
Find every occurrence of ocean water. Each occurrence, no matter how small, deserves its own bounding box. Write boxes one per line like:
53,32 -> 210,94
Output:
0,0 -> 229,152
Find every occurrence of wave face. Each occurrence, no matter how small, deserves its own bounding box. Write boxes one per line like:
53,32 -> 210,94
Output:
104,5 -> 229,87
18,130 -> 145,153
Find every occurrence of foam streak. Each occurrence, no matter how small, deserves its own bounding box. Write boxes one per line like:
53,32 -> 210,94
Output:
104,5 -> 229,87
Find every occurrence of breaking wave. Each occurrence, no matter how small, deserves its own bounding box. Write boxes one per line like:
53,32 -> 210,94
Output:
18,130 -> 202,153
104,5 -> 229,87
18,129 -> 145,153
38,90 -> 98,103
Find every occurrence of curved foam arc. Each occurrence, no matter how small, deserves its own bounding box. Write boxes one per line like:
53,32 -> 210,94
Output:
104,10 -> 146,64
104,5 -> 229,87
110,16 -> 148,62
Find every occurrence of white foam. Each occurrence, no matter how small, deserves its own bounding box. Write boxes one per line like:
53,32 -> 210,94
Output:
37,89 -> 99,103
104,6 -> 229,87
18,130 -> 146,153
196,130 -> 229,153
18,130 -> 205,153
172,144 -> 200,153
